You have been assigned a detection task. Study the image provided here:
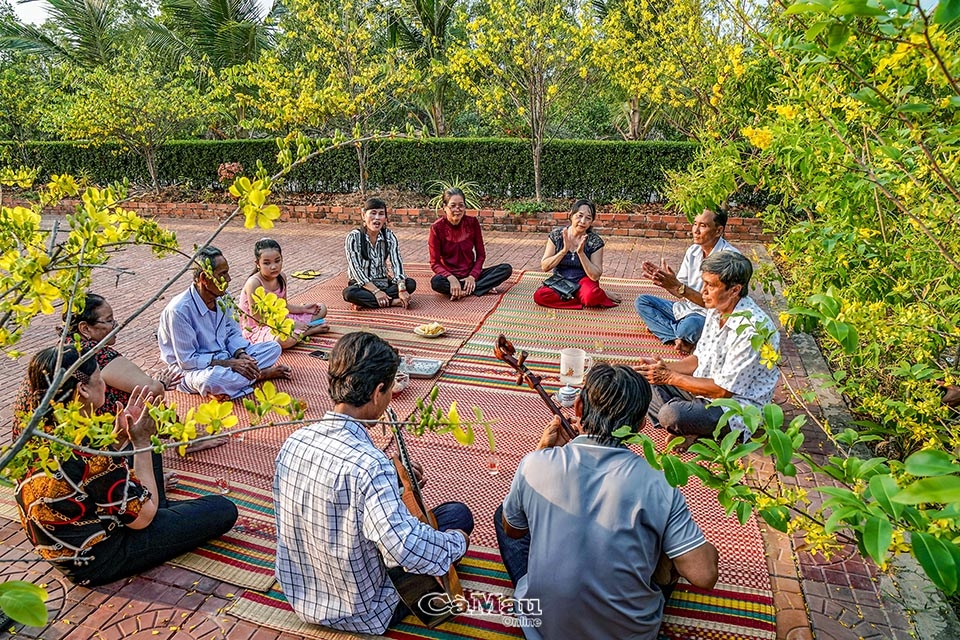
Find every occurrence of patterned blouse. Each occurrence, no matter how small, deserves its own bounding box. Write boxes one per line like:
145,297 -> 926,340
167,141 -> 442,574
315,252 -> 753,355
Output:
80,339 -> 129,415
16,450 -> 149,574
548,228 -> 605,282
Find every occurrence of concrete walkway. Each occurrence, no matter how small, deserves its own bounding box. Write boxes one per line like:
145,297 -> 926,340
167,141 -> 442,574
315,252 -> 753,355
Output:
0,216 -> 936,639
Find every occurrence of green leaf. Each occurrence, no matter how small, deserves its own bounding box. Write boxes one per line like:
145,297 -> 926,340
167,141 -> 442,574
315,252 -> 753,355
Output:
861,516 -> 892,564
912,533 -> 959,595
662,455 -> 690,487
892,476 -> 960,505
762,404 -> 784,431
0,581 -> 48,627
898,102 -> 933,114
808,293 -> 840,318
641,437 -> 661,470
735,500 -> 751,525
784,2 -> 828,14
904,450 -> 959,477
868,474 -> 903,519
804,20 -> 831,40
768,429 -> 794,472
934,0 -> 960,25
759,505 -> 791,531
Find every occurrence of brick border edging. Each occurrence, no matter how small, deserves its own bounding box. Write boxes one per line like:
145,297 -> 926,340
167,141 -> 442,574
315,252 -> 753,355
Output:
21,199 -> 773,243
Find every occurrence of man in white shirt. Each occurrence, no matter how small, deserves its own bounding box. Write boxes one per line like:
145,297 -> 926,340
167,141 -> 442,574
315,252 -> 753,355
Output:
635,209 -> 738,354
636,252 -> 780,448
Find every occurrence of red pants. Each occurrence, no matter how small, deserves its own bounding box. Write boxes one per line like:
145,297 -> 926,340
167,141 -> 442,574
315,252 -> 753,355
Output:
534,276 -> 618,309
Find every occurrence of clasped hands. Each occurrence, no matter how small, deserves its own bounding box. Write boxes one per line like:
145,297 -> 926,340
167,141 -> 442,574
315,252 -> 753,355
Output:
561,228 -> 587,255
113,386 -> 158,450
635,356 -> 672,386
228,350 -> 260,380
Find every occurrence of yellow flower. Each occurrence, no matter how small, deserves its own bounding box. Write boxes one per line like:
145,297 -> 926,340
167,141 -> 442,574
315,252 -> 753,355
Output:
774,104 -> 798,120
759,342 -> 780,369
741,126 -> 773,150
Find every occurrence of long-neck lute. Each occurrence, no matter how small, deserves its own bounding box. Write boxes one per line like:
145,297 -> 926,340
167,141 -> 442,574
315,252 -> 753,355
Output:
382,407 -> 463,628
493,334 -> 577,440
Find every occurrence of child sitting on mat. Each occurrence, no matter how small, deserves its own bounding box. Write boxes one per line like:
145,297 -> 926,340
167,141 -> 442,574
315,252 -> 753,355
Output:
240,238 -> 329,349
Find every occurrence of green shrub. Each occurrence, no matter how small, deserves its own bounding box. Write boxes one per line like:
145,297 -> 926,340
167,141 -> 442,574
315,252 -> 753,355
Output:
0,138 -> 697,203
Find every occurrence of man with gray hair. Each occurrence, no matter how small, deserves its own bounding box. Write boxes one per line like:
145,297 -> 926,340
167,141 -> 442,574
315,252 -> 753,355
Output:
636,252 -> 780,448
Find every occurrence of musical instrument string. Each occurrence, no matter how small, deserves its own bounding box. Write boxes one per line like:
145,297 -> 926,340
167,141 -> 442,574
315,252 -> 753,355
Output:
493,334 -> 577,440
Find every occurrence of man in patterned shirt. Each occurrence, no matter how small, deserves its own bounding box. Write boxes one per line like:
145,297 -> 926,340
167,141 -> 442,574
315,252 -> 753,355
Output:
636,252 -> 780,448
273,332 -> 473,634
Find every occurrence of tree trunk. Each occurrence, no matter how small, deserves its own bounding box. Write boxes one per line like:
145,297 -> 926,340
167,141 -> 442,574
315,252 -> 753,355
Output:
356,141 -> 367,195
628,96 -> 641,141
532,136 -> 543,203
144,146 -> 160,194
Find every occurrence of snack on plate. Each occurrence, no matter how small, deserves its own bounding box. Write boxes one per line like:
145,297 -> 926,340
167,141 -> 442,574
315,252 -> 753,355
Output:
417,322 -> 445,336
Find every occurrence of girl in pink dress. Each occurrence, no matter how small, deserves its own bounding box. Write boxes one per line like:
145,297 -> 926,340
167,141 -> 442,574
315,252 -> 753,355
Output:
239,238 -> 328,349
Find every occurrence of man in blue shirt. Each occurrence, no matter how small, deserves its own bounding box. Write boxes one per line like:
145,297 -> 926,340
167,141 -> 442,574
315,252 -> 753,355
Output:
158,246 -> 289,399
496,363 -> 718,639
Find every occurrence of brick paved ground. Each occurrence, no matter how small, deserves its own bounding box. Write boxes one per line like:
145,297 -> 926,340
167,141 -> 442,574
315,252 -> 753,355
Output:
0,215 -> 917,639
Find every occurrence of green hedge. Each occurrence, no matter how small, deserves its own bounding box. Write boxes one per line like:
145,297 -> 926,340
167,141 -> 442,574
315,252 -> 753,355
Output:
1,138 -> 697,203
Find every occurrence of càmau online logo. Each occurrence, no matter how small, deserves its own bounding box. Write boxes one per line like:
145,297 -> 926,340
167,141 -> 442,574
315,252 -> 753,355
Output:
419,589 -> 543,618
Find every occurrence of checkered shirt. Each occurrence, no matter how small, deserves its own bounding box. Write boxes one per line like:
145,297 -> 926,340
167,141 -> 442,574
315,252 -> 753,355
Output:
273,412 -> 467,634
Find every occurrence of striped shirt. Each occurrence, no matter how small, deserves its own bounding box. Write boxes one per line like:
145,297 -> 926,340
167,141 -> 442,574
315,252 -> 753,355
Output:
344,228 -> 407,287
274,412 -> 467,634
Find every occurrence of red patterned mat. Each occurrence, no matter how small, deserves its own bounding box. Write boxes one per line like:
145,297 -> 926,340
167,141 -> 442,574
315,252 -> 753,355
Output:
439,272 -> 677,391
399,382 -> 775,638
164,470 -> 279,590
291,264 -> 520,339
228,545 -> 525,639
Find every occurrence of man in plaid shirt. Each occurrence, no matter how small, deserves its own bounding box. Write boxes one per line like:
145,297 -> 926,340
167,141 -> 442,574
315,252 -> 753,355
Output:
273,332 -> 473,633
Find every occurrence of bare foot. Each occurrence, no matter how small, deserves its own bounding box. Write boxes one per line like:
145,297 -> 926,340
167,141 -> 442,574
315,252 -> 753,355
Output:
673,434 -> 700,453
163,471 -> 179,490
607,291 -> 623,304
304,324 -> 330,338
315,304 -> 328,319
352,304 -> 365,312
258,364 -> 293,381
390,298 -> 404,307
674,339 -> 695,356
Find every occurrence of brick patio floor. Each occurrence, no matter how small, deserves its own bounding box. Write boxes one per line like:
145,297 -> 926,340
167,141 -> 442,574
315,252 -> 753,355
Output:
0,216 -> 916,639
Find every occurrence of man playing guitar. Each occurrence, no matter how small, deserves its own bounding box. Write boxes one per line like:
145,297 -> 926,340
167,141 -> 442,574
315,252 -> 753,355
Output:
273,332 -> 472,634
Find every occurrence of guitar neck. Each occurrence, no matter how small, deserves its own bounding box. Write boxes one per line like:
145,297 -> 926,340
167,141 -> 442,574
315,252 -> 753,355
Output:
387,408 -> 430,516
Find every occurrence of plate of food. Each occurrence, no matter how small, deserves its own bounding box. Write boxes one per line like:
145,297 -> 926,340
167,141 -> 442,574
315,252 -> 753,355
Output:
414,322 -> 446,338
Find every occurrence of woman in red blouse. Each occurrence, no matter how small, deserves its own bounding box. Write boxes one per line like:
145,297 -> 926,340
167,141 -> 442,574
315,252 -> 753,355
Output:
14,346 -> 237,586
428,188 -> 513,300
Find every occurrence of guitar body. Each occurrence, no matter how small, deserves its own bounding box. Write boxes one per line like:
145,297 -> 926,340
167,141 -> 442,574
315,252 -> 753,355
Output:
388,425 -> 464,628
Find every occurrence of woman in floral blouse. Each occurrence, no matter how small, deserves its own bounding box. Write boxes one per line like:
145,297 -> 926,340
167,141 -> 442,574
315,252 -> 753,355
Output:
14,345 -> 237,586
